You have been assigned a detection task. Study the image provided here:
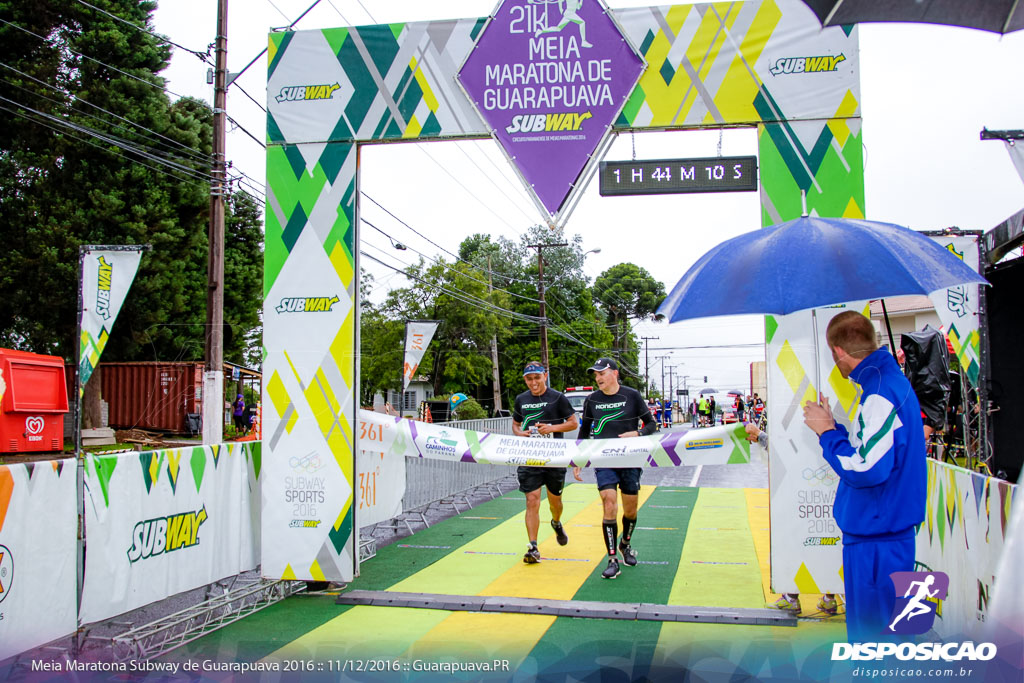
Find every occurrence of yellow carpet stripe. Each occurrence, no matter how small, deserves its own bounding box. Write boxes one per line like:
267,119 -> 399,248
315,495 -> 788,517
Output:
400,486 -> 656,665
261,483 -> 585,660
653,487 -> 847,668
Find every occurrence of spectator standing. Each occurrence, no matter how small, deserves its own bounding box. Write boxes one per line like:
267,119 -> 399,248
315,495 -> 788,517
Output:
802,311 -> 926,640
232,393 -> 246,434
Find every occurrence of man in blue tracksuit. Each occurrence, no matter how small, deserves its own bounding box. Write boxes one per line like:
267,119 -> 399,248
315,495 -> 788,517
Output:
803,311 -> 926,642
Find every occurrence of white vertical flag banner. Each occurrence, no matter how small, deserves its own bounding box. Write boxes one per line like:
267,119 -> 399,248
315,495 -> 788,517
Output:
1005,141 -> 1024,187
926,235 -> 981,387
402,320 -> 440,391
79,247 -> 144,393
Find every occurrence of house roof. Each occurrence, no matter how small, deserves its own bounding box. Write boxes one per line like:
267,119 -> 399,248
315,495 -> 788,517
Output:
869,295 -> 934,318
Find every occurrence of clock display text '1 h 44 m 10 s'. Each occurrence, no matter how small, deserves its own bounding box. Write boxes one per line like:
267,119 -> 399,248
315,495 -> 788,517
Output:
598,156 -> 758,196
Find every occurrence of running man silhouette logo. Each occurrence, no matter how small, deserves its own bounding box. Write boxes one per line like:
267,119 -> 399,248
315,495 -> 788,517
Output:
533,0 -> 594,48
886,571 -> 949,635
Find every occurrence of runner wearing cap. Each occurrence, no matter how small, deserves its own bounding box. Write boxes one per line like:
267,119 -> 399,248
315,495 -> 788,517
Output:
512,361 -> 580,564
574,357 -> 658,579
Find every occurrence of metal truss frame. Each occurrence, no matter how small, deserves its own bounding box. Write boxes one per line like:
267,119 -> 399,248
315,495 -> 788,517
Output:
105,579 -> 305,662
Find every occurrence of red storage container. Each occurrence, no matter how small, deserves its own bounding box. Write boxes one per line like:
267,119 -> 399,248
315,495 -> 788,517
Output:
0,348 -> 69,453
101,362 -> 203,433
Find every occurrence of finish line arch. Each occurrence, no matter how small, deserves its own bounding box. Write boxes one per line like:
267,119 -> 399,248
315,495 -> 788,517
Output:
261,0 -> 864,586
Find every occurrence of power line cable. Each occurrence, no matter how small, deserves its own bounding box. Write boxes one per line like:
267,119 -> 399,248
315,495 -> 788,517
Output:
0,73 -> 210,167
0,18 -> 194,101
359,250 -> 544,325
361,192 -> 541,289
226,113 -> 266,148
0,93 -> 213,181
323,0 -> 352,23
0,61 -> 210,165
360,218 -> 543,305
354,0 -> 377,23
263,0 -> 292,23
0,102 -> 209,185
360,240 -> 540,323
413,144 -> 522,233
232,81 -> 267,113
229,0 -> 324,84
74,0 -> 212,62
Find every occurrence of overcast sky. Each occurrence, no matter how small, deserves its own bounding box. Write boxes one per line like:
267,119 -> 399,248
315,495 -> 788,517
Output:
152,0 -> 1024,392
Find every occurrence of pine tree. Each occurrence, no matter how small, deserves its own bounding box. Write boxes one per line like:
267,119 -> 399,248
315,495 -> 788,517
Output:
0,0 -> 262,367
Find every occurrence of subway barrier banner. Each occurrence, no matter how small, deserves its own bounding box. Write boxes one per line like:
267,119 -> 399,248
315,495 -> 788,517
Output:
80,442 -> 261,624
79,247 -> 143,393
0,460 -> 77,662
926,234 -> 982,387
916,458 -> 1016,640
402,320 -> 439,392
358,409 -> 751,467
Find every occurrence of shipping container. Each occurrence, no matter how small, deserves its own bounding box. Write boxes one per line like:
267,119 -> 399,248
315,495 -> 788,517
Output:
101,362 -> 203,433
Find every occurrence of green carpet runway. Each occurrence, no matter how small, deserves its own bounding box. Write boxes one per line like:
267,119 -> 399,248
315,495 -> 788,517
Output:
165,484 -> 848,680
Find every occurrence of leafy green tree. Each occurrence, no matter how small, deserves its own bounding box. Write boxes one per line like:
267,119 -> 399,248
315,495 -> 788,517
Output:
358,306 -> 405,407
379,258 -> 511,408
0,0 -> 262,370
593,263 -> 666,353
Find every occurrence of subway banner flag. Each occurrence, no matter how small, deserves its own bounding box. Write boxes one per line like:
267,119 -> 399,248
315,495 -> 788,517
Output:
79,247 -> 144,394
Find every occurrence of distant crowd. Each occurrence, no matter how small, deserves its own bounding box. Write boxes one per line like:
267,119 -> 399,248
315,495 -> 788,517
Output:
644,392 -> 765,428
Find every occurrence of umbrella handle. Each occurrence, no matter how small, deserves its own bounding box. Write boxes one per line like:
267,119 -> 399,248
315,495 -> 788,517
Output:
880,299 -> 899,357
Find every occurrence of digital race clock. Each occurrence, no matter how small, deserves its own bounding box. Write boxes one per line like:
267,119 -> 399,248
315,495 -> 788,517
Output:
599,156 -> 758,196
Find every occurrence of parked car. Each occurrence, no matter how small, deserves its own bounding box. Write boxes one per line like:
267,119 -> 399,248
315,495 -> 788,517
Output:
563,386 -> 592,420
563,386 -> 593,439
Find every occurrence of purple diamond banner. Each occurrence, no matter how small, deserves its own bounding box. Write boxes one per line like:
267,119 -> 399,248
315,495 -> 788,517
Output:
458,0 -> 644,219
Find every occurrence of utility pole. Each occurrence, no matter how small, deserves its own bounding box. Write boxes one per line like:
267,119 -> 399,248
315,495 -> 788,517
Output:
487,255 -> 502,415
203,0 -> 228,444
527,241 -> 567,370
640,336 -> 658,397
667,366 -> 677,422
656,355 -> 669,401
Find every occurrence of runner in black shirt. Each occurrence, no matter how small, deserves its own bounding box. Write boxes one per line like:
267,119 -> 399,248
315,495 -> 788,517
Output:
574,357 -> 657,579
512,361 -> 579,564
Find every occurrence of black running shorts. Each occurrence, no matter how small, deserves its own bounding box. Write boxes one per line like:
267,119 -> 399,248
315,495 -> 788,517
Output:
517,466 -> 567,496
594,467 -> 642,494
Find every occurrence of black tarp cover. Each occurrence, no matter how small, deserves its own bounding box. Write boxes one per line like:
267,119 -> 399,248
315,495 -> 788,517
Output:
900,325 -> 951,430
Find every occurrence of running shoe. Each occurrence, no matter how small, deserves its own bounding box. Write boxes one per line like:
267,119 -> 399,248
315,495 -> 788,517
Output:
771,595 -> 801,614
618,542 -> 637,567
601,558 -> 621,579
551,520 -> 569,546
817,594 -> 838,615
523,545 -> 541,564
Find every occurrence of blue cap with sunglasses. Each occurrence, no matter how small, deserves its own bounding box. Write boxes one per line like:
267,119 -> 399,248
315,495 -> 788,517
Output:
522,362 -> 546,376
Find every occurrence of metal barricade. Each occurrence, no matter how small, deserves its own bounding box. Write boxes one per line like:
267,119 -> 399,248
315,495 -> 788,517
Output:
402,417 -> 515,510
368,417 -> 516,535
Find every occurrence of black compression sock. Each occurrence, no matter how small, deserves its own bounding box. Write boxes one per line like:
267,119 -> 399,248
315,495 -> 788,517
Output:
602,519 -> 618,556
621,516 -> 636,546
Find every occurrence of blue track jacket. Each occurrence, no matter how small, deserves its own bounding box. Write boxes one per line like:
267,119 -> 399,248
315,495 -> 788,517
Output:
818,348 -> 927,543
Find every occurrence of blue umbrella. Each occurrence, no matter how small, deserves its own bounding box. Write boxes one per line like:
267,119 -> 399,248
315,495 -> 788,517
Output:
657,216 -> 988,323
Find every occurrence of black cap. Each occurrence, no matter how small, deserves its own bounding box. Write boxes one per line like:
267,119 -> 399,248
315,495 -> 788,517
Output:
588,357 -> 618,372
